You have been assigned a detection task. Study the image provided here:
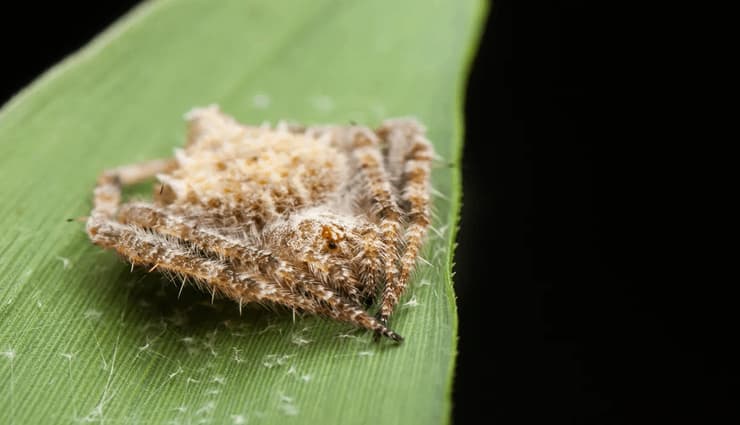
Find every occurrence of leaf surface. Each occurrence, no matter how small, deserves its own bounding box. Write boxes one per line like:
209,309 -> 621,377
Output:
0,1 -> 485,423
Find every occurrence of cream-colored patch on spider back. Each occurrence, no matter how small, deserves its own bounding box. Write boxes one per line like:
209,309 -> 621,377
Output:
158,106 -> 349,223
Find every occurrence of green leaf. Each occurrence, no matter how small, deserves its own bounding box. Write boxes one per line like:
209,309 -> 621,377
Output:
0,0 -> 485,423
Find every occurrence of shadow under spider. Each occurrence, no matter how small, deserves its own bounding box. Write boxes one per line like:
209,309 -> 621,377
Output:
99,260 -> 387,348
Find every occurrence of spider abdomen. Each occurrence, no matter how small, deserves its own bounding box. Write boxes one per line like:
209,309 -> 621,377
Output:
156,106 -> 349,224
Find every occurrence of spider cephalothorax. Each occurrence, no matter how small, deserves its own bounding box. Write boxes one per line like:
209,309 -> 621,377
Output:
86,105 -> 434,342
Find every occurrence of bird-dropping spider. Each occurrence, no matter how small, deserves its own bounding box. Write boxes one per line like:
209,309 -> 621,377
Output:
86,105 -> 434,342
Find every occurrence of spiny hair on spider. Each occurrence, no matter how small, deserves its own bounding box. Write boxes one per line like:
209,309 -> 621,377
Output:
86,105 -> 434,343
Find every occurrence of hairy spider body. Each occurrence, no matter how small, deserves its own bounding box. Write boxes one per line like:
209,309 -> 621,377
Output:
86,105 -> 433,342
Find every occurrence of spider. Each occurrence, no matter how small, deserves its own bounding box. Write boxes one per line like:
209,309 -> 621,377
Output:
86,105 -> 434,342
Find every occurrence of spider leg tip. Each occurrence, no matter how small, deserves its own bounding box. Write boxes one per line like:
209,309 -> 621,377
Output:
372,325 -> 404,344
388,331 -> 404,343
375,312 -> 389,327
373,329 -> 404,343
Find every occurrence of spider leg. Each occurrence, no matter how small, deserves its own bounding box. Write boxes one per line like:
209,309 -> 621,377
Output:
119,203 -> 366,305
353,232 -> 386,306
119,203 -> 269,262
113,203 -> 401,341
303,258 -> 365,307
347,127 -> 404,320
88,217 -> 402,341
89,158 -> 178,218
375,119 -> 435,324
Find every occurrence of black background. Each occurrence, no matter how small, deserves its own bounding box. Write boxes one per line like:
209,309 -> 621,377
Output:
1,1 -> 733,423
